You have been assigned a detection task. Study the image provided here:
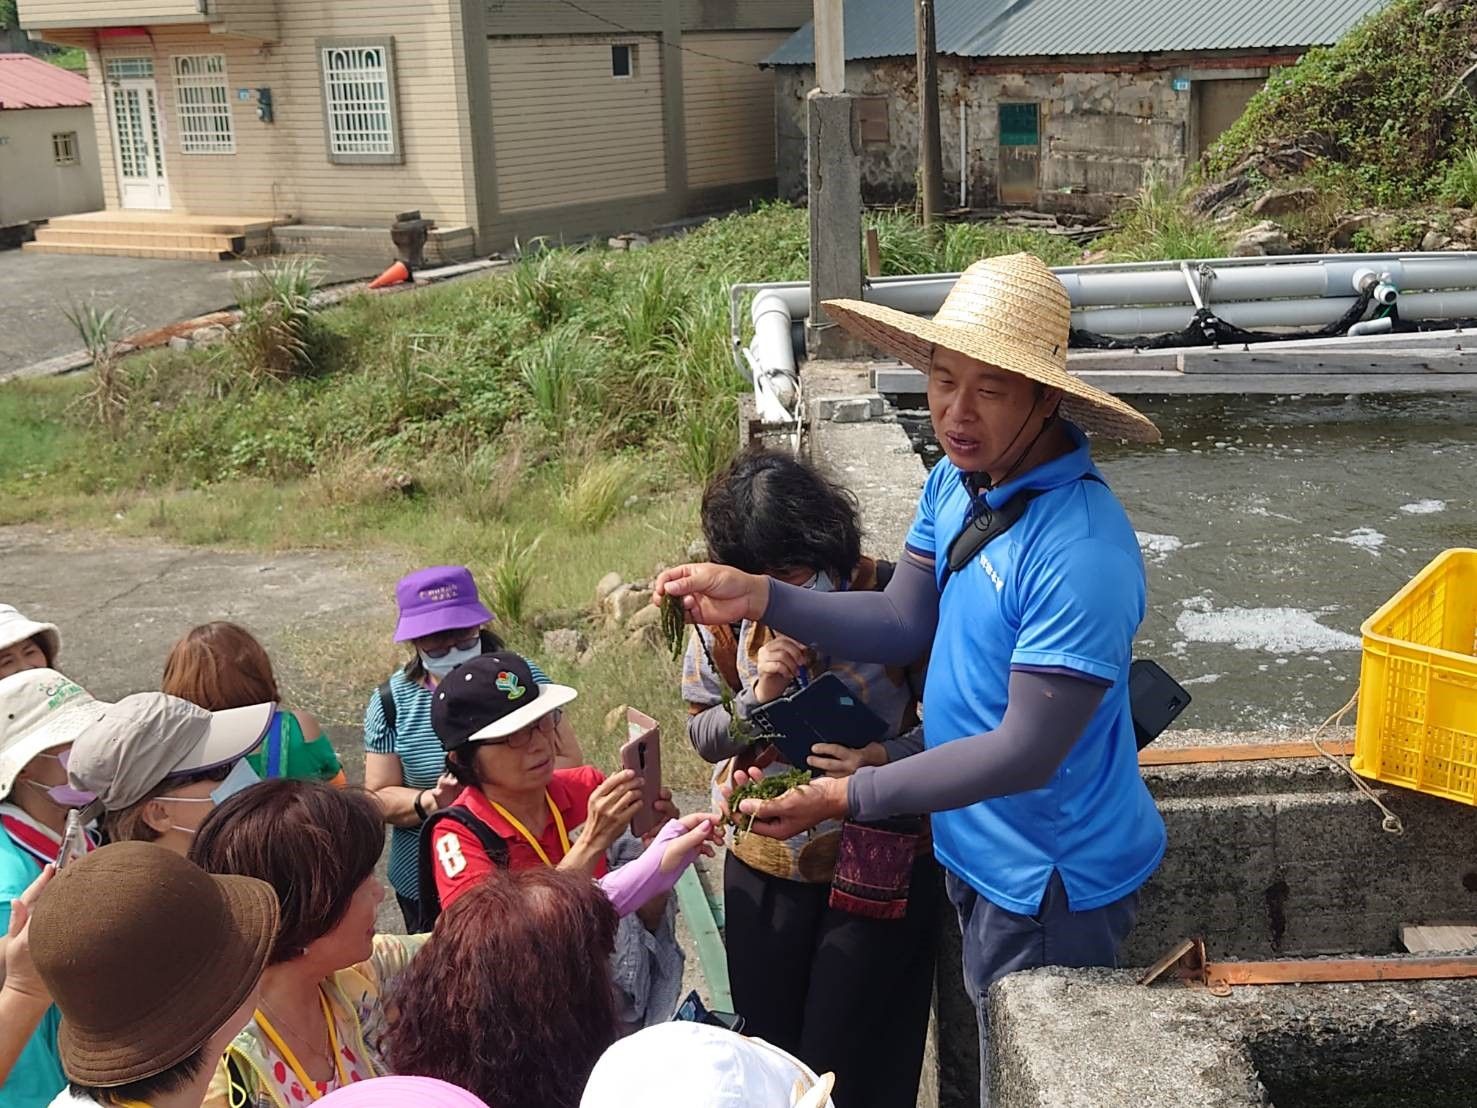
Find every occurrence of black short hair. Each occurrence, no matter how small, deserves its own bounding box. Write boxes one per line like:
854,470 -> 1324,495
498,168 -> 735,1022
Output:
701,449 -> 862,582
445,743 -> 484,787
69,1045 -> 207,1105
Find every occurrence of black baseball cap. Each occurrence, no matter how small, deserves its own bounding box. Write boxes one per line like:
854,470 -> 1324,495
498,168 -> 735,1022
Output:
430,652 -> 577,751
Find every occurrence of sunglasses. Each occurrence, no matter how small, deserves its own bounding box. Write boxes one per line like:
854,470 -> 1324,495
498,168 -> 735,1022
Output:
419,632 -> 481,659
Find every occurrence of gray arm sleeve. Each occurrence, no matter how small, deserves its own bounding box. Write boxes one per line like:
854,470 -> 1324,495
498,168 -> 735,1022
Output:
847,670 -> 1109,821
685,688 -> 763,764
762,554 -> 939,666
881,725 -> 926,763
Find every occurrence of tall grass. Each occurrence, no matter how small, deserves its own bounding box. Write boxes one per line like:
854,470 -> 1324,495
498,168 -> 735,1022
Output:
63,300 -> 129,434
559,455 -> 639,528
1097,175 -> 1228,262
485,530 -> 542,627
228,256 -> 323,382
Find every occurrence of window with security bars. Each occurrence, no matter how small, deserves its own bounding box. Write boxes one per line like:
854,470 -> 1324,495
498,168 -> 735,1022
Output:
173,55 -> 235,155
319,40 -> 401,164
104,56 -> 154,81
52,132 -> 80,166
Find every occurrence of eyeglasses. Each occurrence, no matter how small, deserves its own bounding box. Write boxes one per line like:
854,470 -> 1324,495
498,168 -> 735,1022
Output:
419,632 -> 481,659
484,708 -> 563,749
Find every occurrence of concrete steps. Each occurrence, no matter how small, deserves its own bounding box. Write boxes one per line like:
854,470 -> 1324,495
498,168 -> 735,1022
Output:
23,212 -> 289,260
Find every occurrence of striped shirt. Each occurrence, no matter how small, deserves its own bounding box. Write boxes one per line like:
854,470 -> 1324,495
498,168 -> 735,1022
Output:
363,660 -> 550,902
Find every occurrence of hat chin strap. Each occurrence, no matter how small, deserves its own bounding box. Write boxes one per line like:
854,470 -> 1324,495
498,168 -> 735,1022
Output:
965,402 -> 1056,497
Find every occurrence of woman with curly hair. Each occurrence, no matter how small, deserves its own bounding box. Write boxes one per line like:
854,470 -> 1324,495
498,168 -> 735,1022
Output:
385,867 -> 620,1108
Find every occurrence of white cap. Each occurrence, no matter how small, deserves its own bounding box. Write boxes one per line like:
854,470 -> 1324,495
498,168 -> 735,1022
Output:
0,669 -> 104,799
579,1023 -> 837,1108
0,604 -> 60,664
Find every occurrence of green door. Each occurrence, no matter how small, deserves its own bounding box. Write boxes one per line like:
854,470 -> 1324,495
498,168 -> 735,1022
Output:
997,102 -> 1039,206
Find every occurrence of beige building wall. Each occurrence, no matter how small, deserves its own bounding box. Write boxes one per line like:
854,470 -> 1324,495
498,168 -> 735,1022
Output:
681,30 -> 786,188
0,104 -> 104,225
487,34 -> 667,214
43,0 -> 476,227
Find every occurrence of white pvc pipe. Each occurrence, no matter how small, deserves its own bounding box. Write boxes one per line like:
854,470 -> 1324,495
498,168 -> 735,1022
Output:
1075,288 -> 1477,335
959,102 -> 968,209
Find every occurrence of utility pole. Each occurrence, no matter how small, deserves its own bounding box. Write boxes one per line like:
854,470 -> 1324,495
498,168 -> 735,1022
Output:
806,0 -> 863,359
916,0 -> 944,226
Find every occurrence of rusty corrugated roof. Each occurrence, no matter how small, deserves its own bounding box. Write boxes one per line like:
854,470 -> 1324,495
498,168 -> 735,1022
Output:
765,0 -> 1392,65
0,52 -> 90,110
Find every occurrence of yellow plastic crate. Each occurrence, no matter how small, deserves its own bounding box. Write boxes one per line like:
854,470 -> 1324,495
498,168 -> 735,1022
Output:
1353,548 -> 1477,805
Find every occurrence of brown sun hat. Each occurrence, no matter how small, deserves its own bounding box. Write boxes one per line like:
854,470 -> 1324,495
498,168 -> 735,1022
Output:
822,252 -> 1160,444
29,840 -> 280,1087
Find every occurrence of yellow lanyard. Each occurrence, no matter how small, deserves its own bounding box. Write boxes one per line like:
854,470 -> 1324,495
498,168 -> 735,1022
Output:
254,990 -> 350,1101
488,791 -> 570,868
113,1101 -> 153,1107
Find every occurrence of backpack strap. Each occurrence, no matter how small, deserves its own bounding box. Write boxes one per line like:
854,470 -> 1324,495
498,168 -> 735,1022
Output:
262,712 -> 286,779
416,806 -> 509,925
377,680 -> 397,735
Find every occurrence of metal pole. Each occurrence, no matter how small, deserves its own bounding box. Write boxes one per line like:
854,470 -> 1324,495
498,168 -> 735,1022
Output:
916,0 -> 944,225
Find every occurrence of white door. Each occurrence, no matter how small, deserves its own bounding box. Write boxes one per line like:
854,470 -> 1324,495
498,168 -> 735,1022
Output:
105,57 -> 170,210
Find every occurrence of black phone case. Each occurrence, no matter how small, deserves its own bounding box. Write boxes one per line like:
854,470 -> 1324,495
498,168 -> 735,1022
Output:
751,672 -> 889,767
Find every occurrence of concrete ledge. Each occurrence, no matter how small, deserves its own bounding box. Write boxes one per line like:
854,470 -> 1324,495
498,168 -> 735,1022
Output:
992,968 -> 1477,1108
271,223 -> 477,264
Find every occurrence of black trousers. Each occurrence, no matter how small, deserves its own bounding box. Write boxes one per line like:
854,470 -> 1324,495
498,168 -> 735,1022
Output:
723,851 -> 941,1108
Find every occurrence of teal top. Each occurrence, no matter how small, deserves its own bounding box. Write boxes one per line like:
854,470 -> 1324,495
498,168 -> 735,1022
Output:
0,827 -> 65,1108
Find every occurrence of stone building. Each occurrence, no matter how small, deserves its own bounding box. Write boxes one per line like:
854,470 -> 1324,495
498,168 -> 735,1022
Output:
765,0 -> 1389,215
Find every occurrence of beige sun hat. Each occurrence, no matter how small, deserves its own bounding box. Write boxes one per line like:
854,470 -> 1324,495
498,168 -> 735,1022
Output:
823,253 -> 1160,444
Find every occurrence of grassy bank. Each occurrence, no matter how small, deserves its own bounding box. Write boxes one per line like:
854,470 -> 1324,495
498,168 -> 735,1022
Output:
2,203 -> 1077,789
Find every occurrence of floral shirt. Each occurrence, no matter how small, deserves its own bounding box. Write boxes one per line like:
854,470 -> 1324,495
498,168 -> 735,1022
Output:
204,934 -> 426,1108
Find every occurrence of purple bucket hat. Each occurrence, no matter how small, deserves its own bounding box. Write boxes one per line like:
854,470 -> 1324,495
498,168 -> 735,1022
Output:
393,566 -> 494,643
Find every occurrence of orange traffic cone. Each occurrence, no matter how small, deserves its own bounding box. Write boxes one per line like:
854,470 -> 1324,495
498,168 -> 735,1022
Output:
368,260 -> 411,289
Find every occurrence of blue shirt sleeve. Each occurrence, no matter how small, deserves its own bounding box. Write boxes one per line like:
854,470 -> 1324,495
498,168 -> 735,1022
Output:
905,460 -> 949,560
1010,538 -> 1143,685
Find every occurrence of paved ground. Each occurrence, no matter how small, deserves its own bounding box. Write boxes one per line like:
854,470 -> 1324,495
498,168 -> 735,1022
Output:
0,250 -> 377,371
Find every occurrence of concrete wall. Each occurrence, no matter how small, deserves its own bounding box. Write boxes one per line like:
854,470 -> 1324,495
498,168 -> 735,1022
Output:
775,54 -> 1286,215
0,103 -> 103,226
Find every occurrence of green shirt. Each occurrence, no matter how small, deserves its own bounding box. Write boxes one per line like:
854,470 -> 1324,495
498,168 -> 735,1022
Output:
246,710 -> 344,784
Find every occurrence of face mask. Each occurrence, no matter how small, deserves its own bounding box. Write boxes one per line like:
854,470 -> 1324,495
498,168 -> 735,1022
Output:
420,640 -> 482,680
22,751 -> 97,809
801,571 -> 835,593
161,758 -> 262,811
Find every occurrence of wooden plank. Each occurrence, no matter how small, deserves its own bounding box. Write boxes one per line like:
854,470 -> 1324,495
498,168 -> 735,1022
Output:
1401,924 -> 1477,953
1138,739 -> 1356,766
1179,349 -> 1477,374
1205,955 -> 1477,988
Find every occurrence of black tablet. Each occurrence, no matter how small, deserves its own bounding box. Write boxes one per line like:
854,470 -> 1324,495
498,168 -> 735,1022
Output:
750,672 -> 890,767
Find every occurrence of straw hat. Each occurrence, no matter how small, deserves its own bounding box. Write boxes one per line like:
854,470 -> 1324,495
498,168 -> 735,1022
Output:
823,253 -> 1160,443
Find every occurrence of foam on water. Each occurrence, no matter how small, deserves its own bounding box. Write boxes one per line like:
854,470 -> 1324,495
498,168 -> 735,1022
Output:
1332,527 -> 1386,554
1174,602 -> 1361,654
1399,499 -> 1447,515
1135,532 -> 1184,564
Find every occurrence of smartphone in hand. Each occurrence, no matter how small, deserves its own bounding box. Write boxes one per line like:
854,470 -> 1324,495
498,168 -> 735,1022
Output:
618,707 -> 663,838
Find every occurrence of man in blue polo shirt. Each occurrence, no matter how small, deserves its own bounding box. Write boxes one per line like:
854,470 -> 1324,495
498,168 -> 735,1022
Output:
655,254 -> 1166,1105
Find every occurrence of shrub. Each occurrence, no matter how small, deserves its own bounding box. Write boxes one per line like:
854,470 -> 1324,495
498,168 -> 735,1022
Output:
63,301 -> 129,434
228,256 -> 323,382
